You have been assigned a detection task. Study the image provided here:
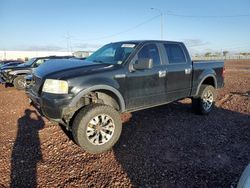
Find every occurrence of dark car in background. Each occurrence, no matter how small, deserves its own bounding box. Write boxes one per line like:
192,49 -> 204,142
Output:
0,56 -> 74,90
0,60 -> 23,68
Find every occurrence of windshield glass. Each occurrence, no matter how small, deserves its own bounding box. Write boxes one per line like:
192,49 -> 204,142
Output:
21,58 -> 36,66
86,42 -> 138,64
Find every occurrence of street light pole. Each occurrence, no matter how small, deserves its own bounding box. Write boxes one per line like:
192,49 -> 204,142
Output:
151,8 -> 164,40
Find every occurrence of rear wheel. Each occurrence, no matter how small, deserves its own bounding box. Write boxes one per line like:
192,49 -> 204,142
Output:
13,75 -> 26,90
192,84 -> 216,115
72,104 -> 122,154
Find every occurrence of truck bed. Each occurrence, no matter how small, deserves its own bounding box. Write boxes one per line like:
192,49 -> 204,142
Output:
191,60 -> 224,96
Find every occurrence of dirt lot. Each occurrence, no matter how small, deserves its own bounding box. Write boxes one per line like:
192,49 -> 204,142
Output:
0,60 -> 249,188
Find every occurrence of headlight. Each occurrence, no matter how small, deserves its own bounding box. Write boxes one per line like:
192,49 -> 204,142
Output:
3,69 -> 12,72
42,79 -> 68,94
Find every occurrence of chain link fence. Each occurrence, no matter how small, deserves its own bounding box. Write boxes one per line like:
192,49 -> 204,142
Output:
192,55 -> 250,61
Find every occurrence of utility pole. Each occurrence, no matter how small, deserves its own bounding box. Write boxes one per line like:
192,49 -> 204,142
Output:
65,32 -> 72,55
4,49 -> 6,60
151,8 -> 164,40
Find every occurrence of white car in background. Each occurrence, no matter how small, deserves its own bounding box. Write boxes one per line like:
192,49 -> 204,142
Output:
238,164 -> 250,188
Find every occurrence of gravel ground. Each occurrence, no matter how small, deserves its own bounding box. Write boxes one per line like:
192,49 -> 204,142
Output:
0,60 -> 249,188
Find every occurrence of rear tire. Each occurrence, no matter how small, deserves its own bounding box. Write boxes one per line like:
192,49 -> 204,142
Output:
72,104 -> 122,154
192,84 -> 216,115
13,75 -> 26,90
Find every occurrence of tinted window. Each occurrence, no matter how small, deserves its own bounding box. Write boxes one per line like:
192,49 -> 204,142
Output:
22,58 -> 36,66
164,44 -> 186,64
138,44 -> 161,66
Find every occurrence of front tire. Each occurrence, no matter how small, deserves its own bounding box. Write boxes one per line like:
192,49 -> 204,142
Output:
13,75 -> 26,90
192,84 -> 216,115
72,104 -> 122,154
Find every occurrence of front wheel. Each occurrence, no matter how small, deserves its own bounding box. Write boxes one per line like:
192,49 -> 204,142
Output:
13,75 -> 26,90
192,85 -> 216,115
72,104 -> 122,154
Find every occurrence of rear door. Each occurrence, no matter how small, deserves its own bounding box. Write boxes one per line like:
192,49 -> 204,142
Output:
125,43 -> 167,110
161,42 -> 192,101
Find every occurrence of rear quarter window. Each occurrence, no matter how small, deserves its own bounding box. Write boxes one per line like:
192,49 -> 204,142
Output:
164,44 -> 186,64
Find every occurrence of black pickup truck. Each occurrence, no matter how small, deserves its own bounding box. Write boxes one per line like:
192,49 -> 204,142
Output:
0,56 -> 73,90
27,40 -> 224,153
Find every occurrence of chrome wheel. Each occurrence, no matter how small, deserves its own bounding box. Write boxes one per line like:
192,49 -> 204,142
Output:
18,78 -> 26,88
86,114 -> 115,145
202,90 -> 213,111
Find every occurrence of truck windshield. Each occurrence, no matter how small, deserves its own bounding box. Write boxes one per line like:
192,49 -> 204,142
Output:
86,42 -> 138,64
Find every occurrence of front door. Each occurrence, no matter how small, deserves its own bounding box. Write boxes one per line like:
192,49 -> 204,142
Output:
125,43 -> 167,110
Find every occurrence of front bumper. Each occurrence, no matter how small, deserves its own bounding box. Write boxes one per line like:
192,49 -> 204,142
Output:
27,89 -> 74,124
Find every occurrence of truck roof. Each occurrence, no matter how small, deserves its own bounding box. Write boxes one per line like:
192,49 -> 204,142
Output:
116,40 -> 183,44
34,55 -> 74,59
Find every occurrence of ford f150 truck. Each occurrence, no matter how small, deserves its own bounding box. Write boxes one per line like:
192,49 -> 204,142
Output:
27,40 -> 224,154
0,56 -> 74,90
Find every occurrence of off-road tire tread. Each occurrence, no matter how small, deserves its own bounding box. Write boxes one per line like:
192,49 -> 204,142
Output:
72,103 -> 122,154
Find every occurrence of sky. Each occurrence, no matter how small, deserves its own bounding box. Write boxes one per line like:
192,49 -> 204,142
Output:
0,0 -> 250,55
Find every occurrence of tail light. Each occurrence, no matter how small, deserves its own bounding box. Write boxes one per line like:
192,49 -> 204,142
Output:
222,67 -> 225,78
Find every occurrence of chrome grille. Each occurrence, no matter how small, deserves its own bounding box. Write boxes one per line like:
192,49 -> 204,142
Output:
31,75 -> 43,94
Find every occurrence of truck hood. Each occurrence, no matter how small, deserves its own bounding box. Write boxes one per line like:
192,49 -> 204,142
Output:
34,59 -> 114,79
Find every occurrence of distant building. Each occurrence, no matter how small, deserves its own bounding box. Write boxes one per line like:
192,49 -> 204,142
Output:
73,51 -> 93,58
0,51 -> 72,61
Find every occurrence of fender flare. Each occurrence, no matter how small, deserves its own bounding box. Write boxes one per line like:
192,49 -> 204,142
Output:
69,85 -> 126,112
195,74 -> 217,96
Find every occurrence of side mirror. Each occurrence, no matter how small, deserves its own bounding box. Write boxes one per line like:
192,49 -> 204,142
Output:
133,58 -> 153,70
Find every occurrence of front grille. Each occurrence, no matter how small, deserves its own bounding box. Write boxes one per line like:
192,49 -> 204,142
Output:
31,75 -> 43,94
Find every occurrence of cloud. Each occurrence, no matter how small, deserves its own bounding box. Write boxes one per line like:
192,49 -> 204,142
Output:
23,45 -> 66,51
73,43 -> 102,50
183,39 -> 209,47
0,45 -> 67,51
0,43 -> 101,52
181,39 -> 211,55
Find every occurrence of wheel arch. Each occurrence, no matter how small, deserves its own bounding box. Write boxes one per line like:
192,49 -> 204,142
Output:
195,74 -> 217,96
69,85 -> 126,112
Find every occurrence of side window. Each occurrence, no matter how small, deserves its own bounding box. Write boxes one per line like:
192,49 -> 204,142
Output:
164,44 -> 186,64
137,44 -> 161,66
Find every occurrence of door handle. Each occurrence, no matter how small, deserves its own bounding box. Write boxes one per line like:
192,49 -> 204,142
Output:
159,70 -> 166,77
185,68 -> 191,74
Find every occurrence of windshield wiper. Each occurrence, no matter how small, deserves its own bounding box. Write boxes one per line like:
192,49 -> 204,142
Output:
93,60 -> 104,63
